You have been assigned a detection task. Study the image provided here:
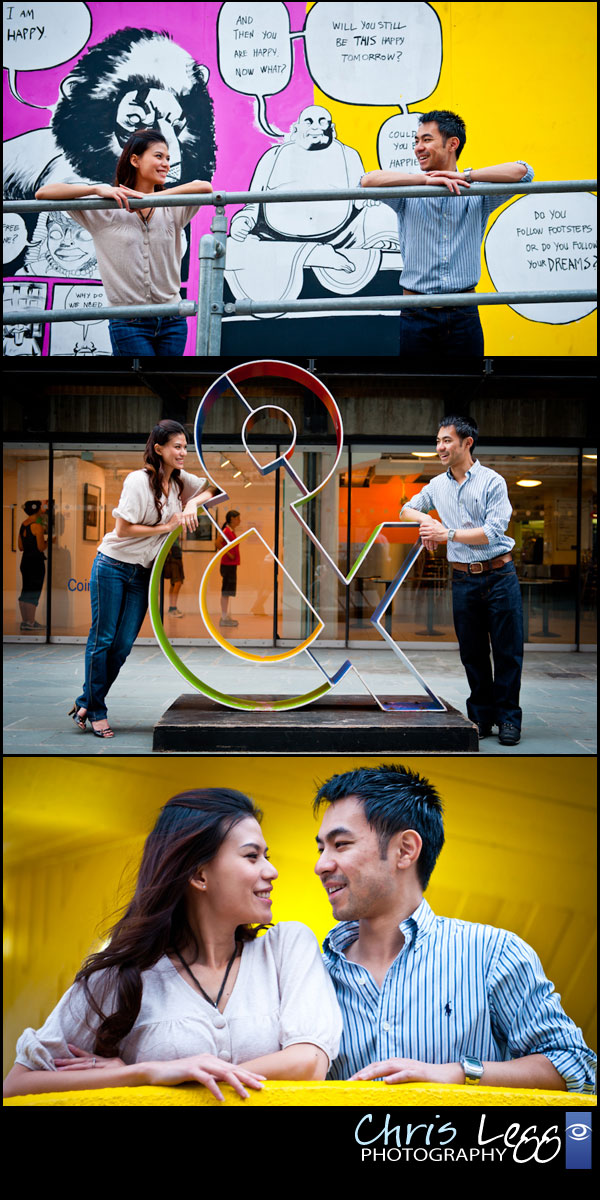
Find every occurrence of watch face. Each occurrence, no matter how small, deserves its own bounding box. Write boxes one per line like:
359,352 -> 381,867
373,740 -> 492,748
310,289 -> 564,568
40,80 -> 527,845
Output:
461,1055 -> 483,1079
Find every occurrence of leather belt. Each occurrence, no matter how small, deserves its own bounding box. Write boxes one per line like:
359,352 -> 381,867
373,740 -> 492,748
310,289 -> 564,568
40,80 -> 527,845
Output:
403,287 -> 476,310
452,554 -> 512,575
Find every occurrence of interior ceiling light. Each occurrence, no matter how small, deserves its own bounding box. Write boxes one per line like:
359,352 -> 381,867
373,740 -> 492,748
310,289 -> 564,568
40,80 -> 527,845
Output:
243,480 -> 252,488
411,451 -> 437,458
516,479 -> 542,487
233,470 -> 242,478
583,454 -> 597,460
220,457 -> 231,467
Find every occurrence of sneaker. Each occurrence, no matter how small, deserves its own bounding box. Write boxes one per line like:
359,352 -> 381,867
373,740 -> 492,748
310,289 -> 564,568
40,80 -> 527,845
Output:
498,721 -> 521,746
168,608 -> 184,618
20,622 -> 35,630
219,616 -> 239,627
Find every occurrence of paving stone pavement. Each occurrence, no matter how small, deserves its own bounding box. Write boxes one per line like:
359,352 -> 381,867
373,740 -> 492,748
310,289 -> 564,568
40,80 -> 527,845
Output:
3,644 -> 596,757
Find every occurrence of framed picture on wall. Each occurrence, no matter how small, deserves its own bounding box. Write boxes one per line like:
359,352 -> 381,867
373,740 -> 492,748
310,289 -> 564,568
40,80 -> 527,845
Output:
83,483 -> 102,542
184,509 -> 218,551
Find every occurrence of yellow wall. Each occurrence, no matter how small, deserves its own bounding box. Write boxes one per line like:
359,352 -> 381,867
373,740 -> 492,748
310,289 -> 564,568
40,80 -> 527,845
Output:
4,756 -> 596,1076
5,1081 -> 595,1108
312,1 -> 597,355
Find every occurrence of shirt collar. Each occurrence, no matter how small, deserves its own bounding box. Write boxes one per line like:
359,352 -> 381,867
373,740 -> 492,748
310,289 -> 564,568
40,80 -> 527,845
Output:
446,456 -> 480,483
324,897 -> 437,958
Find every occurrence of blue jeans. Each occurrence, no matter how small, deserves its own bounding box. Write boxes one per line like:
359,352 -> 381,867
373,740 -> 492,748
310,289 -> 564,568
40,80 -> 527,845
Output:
399,305 -> 484,359
452,562 -> 524,730
109,316 -> 188,356
76,552 -> 151,720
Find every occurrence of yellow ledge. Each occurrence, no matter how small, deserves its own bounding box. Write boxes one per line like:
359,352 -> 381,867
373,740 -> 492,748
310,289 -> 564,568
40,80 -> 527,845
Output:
4,1081 -> 596,1107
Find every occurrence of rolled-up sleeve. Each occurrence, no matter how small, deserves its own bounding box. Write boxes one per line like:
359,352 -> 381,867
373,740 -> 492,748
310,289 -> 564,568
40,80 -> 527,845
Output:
272,923 -> 343,1067
112,472 -> 149,524
481,474 -> 513,543
488,931 -> 597,1093
401,485 -> 435,516
179,470 -> 208,505
15,982 -> 100,1073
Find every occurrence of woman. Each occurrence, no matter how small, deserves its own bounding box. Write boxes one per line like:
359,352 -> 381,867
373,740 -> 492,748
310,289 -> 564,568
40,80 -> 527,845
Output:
17,499 -> 47,631
218,508 -> 241,627
70,419 -> 216,738
3,789 -> 341,1100
35,129 -> 213,356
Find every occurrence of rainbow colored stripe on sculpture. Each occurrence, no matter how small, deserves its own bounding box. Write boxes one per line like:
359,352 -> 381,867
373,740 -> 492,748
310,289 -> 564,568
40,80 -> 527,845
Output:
149,360 -> 446,712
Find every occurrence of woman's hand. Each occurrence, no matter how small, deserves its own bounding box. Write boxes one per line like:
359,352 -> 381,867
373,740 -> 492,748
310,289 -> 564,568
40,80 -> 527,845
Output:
142,1054 -> 266,1100
163,511 -> 191,535
95,184 -> 145,211
54,1043 -> 125,1071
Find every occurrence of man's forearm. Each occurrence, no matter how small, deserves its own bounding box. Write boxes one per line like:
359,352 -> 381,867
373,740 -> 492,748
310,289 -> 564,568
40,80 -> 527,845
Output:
400,507 -> 428,524
361,171 -> 428,188
452,527 -> 489,546
466,1054 -> 566,1091
466,163 -> 529,183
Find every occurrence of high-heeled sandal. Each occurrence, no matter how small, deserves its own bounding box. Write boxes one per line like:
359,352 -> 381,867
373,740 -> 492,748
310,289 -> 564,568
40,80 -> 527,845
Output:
68,702 -> 87,731
89,721 -> 115,739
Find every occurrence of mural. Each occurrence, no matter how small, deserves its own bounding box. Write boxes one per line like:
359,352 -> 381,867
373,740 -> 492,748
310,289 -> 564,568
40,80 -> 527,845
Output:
3,2 -> 597,355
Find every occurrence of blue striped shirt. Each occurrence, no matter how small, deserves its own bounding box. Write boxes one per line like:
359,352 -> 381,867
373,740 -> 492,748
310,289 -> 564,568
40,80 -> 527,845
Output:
400,457 -> 515,562
380,163 -> 534,292
323,899 -> 596,1092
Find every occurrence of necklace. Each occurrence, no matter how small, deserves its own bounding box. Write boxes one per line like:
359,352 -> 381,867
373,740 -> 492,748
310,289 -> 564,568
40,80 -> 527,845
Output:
175,944 -> 240,1009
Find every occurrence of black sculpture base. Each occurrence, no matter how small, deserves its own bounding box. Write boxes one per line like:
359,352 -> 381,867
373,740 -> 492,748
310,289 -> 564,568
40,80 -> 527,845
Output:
152,695 -> 478,753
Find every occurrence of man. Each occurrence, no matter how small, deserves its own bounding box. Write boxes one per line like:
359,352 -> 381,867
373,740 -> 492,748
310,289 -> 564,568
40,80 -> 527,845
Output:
401,414 -> 523,745
361,110 -> 534,358
314,763 -> 596,1092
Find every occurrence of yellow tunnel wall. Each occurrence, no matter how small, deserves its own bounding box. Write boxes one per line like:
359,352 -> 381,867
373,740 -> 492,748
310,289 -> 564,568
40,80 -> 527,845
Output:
4,756 -> 596,1077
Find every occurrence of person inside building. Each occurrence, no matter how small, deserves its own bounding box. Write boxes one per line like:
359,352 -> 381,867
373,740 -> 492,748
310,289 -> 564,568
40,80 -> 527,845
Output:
17,499 -> 47,631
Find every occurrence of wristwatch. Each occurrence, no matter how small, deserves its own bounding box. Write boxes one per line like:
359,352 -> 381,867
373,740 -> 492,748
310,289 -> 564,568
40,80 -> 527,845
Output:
447,529 -> 456,542
463,168 -> 474,183
460,1054 -> 484,1084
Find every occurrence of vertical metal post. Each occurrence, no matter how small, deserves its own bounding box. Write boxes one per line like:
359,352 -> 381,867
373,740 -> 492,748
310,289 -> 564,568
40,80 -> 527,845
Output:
207,206 -> 228,356
575,447 -> 583,650
196,233 -> 219,355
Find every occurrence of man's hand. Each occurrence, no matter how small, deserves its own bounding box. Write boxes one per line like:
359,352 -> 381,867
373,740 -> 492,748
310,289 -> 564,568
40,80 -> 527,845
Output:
350,1058 -> 463,1084
424,171 -> 470,195
418,516 -> 448,544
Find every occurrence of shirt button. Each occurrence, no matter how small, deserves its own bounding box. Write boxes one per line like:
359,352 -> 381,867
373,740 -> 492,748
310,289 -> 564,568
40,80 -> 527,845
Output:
382,1021 -> 391,1032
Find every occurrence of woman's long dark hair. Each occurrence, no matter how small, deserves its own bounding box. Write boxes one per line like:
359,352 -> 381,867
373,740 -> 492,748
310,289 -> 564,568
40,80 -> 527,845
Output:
143,419 -> 187,520
75,789 -> 264,1057
114,128 -> 168,191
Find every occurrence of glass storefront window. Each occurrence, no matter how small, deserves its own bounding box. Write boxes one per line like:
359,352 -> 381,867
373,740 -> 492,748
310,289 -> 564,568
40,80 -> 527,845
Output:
346,447 -> 595,647
3,441 -> 596,649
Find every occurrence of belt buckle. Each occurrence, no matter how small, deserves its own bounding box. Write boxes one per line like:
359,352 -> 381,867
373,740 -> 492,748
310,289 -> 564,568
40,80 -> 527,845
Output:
469,562 -> 484,574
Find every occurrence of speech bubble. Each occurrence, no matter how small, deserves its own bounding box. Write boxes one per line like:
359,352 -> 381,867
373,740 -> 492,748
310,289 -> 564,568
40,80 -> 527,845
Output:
3,1 -> 91,105
3,213 -> 28,263
64,283 -> 105,324
377,111 -> 422,171
218,1 -> 292,136
304,2 -> 441,108
485,192 -> 597,323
